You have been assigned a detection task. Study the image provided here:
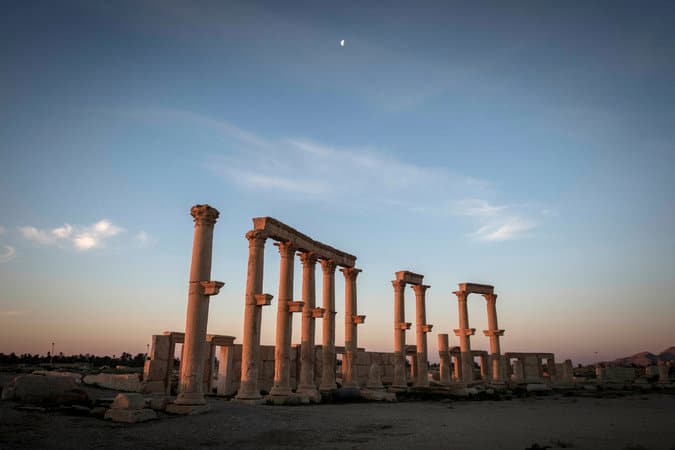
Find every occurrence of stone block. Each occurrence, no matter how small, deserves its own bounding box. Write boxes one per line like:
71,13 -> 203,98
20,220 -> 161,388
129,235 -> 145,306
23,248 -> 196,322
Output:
143,360 -> 168,382
262,361 -> 275,380
2,374 -> 88,405
104,408 -> 157,423
150,335 -> 171,360
356,352 -> 371,366
83,374 -> 142,392
111,393 -> 145,410
146,396 -> 169,411
141,381 -> 166,395
31,371 -> 83,382
165,403 -> 211,415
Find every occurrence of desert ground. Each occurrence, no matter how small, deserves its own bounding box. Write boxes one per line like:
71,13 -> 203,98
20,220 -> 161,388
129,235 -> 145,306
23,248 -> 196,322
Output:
2,383 -> 674,450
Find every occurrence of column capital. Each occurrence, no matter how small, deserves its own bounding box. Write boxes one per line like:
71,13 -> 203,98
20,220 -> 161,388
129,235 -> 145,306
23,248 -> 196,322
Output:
453,328 -> 475,337
255,293 -> 273,306
319,259 -> 337,274
298,251 -> 318,266
274,240 -> 296,257
340,267 -> 362,281
483,329 -> 505,337
452,290 -> 468,301
352,315 -> 366,324
482,293 -> 498,303
411,284 -> 430,296
245,229 -> 268,244
190,204 -> 219,226
391,279 -> 406,292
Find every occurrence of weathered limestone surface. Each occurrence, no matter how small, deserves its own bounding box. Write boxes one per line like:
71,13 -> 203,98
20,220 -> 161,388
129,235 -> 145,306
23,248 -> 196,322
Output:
105,393 -> 157,423
83,374 -> 142,392
2,374 -> 88,404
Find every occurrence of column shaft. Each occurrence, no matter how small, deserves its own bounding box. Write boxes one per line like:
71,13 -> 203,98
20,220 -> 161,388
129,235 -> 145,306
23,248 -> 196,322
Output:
270,241 -> 295,397
319,260 -> 337,391
236,230 -> 267,401
341,267 -> 361,388
176,205 -> 219,405
392,280 -> 407,388
297,252 -> 319,398
412,284 -> 430,387
438,334 -> 451,385
454,291 -> 474,383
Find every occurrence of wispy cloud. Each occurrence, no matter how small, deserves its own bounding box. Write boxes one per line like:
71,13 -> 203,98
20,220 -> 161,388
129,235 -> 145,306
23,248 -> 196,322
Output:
130,107 -> 552,243
19,220 -> 124,251
0,226 -> 5,235
470,217 -> 537,242
136,231 -> 156,247
0,245 -> 16,263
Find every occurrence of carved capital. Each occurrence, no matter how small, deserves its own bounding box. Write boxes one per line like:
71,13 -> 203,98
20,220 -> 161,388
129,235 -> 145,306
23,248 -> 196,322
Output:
411,284 -> 430,296
274,240 -> 296,257
422,324 -> 433,333
352,315 -> 366,325
453,291 -> 468,302
319,259 -> 337,275
287,301 -> 304,312
391,280 -> 407,292
312,307 -> 326,318
398,322 -> 412,330
340,267 -> 362,281
453,328 -> 476,337
482,293 -> 498,303
299,251 -> 318,266
190,204 -> 219,226
245,229 -> 268,245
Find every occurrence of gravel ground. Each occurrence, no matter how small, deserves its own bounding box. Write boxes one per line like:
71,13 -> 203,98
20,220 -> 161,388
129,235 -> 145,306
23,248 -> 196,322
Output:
1,391 -> 674,449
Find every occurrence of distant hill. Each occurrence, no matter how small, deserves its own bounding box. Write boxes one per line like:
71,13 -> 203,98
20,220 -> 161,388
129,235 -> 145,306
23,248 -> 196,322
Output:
611,347 -> 675,366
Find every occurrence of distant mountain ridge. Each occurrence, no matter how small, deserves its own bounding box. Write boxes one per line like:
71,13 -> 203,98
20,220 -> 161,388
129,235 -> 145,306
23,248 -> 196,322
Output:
611,346 -> 675,366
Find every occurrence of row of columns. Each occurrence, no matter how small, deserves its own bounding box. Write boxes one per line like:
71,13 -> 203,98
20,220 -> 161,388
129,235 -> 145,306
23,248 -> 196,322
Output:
236,230 -> 363,403
452,290 -> 505,385
392,277 -> 432,389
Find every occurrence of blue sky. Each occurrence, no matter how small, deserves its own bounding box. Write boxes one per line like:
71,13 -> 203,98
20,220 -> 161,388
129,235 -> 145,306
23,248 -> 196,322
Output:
1,1 -> 674,363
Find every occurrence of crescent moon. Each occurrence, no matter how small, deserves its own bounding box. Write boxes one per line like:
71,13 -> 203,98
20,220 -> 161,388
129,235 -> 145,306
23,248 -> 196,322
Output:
340,39 -> 345,47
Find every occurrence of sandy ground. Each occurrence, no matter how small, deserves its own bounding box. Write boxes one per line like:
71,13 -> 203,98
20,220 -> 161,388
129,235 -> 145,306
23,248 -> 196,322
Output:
1,390 -> 675,449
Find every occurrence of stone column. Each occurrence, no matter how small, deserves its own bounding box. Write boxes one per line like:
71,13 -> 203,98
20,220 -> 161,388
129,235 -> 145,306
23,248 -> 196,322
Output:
270,241 -> 297,399
297,252 -> 320,401
412,284 -> 431,387
482,293 -> 505,384
512,359 -> 525,383
174,205 -> 223,407
563,359 -> 574,384
392,280 -> 408,389
452,352 -> 461,381
215,345 -> 235,396
438,334 -> 451,385
453,291 -> 475,383
340,267 -> 362,388
235,230 -> 268,402
319,260 -> 338,392
479,353 -> 488,380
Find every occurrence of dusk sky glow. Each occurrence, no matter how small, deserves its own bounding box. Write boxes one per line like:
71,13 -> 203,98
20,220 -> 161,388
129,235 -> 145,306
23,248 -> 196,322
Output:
1,1 -> 674,364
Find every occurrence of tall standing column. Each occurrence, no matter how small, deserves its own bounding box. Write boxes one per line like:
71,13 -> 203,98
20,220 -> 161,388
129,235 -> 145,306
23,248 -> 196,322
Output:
297,252 -> 320,400
319,260 -> 338,392
340,267 -> 361,388
236,230 -> 268,402
453,291 -> 475,383
482,293 -> 505,384
174,205 -> 223,407
438,334 -> 451,385
270,240 -> 296,398
392,280 -> 408,389
412,284 -> 431,387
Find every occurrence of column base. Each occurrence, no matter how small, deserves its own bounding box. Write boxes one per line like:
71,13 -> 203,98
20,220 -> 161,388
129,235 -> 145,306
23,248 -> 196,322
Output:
174,392 -> 206,406
296,386 -> 321,403
319,383 -> 338,393
165,403 -> 210,415
387,384 -> 408,393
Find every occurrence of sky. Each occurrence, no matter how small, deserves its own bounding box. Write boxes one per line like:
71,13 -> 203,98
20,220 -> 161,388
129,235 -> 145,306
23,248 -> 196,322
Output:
1,1 -> 674,364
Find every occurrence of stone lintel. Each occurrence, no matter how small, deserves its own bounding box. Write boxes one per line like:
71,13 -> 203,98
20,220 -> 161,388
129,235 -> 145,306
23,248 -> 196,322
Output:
312,307 -> 326,318
288,301 -> 305,313
471,350 -> 489,357
200,281 -> 225,296
482,329 -> 505,337
163,331 -> 185,343
399,322 -> 412,330
457,282 -> 494,295
453,328 -> 476,337
421,324 -> 433,333
255,293 -> 273,306
206,334 -> 236,346
352,315 -> 366,325
252,217 -> 356,267
395,270 -> 424,285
